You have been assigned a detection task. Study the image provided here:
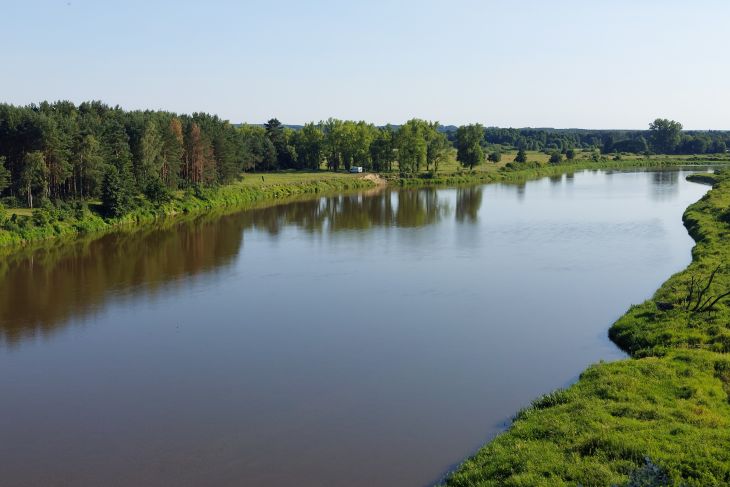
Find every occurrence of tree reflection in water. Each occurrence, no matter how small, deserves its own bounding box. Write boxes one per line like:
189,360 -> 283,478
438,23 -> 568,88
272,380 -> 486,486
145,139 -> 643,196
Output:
0,186 -> 477,345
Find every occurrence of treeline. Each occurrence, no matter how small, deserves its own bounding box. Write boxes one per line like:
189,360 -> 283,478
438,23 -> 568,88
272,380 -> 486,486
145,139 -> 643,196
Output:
0,101 -> 727,214
472,120 -> 729,155
0,101 -> 251,214
0,101 -> 455,212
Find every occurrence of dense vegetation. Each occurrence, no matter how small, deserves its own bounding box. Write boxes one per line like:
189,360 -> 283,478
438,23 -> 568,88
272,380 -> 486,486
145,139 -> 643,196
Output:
1,101 -> 727,215
469,120 -> 730,155
1,101 -> 728,251
443,170 -> 730,486
0,102 -> 453,214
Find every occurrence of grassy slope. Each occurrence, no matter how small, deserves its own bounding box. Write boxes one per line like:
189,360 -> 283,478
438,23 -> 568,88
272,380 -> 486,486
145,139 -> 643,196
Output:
0,172 -> 375,250
444,171 -> 730,487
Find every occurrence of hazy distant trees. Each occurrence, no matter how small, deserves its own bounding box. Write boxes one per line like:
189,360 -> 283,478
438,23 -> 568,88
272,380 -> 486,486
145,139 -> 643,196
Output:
478,120 -> 728,156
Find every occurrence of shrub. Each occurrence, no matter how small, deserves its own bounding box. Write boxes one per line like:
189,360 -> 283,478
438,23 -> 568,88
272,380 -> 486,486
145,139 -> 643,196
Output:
514,149 -> 527,163
549,152 -> 563,164
72,201 -> 88,220
32,207 -> 52,226
143,178 -> 172,204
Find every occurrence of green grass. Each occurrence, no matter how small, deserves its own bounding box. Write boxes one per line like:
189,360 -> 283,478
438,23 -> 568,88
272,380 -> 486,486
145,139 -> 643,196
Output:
443,169 -> 730,487
236,170 -> 367,187
0,173 -> 377,250
445,350 -> 730,487
7,208 -> 34,217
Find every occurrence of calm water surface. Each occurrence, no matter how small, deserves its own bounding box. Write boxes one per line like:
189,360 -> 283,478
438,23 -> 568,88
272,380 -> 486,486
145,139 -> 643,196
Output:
0,170 -> 709,486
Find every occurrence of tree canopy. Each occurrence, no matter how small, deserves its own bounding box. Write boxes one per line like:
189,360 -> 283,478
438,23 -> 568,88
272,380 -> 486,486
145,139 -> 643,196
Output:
455,124 -> 485,170
1,102 -> 727,216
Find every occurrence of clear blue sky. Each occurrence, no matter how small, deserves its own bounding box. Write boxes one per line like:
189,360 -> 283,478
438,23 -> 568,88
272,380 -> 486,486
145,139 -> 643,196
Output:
3,0 -> 729,129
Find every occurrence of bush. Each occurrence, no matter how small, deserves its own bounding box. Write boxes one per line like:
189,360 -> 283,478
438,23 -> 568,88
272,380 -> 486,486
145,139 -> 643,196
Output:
72,201 -> 88,220
514,149 -> 527,163
143,178 -> 172,204
32,207 -> 52,226
487,151 -> 502,163
549,152 -> 563,164
566,148 -> 576,160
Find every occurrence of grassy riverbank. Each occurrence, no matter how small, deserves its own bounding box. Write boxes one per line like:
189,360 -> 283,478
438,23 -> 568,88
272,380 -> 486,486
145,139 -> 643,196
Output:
0,173 -> 376,250
443,169 -> 730,486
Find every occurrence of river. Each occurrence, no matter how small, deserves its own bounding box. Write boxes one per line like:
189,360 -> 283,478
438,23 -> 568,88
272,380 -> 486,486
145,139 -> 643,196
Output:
0,169 -> 709,486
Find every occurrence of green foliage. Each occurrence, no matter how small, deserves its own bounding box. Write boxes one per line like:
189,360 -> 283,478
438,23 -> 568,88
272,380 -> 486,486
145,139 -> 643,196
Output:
396,119 -> 429,176
20,151 -> 48,208
0,171 -> 377,248
565,148 -> 576,160
291,122 -> 324,170
476,123 -> 729,155
101,166 -> 133,217
320,118 -> 378,172
455,124 -> 485,169
649,118 -> 683,154
143,177 -> 172,204
549,152 -> 563,164
265,118 -> 296,168
514,148 -> 528,163
487,150 -> 502,163
370,127 -> 395,172
0,156 -> 9,193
